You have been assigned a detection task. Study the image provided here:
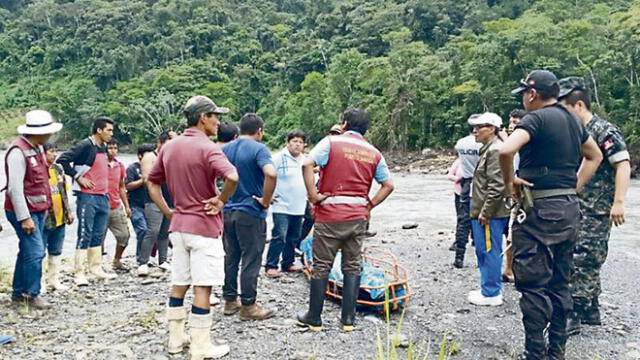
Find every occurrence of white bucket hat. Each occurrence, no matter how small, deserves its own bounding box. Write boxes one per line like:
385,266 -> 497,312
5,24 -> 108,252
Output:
18,110 -> 63,135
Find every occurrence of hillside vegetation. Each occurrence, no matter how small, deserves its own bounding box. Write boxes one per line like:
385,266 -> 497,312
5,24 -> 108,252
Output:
1,0 -> 639,149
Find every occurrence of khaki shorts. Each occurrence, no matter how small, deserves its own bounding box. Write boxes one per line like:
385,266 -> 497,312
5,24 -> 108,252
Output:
170,232 -> 225,286
106,207 -> 130,247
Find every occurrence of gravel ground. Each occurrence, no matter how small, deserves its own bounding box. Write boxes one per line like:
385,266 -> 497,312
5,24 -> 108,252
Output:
0,172 -> 639,360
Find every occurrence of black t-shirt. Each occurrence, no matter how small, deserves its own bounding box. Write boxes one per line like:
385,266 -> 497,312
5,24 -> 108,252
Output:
516,103 -> 589,190
125,162 -> 150,208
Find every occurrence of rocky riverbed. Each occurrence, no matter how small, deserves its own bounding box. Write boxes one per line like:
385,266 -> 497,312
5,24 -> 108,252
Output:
0,173 -> 639,360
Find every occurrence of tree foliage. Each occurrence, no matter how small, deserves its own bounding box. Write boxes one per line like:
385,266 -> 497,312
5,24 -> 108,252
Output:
1,0 -> 639,147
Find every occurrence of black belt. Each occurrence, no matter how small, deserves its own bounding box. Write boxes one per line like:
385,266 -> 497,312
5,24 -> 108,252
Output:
518,166 -> 575,179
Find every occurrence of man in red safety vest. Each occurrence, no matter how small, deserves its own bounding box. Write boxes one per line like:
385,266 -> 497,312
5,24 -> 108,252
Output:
4,110 -> 62,309
297,109 -> 395,332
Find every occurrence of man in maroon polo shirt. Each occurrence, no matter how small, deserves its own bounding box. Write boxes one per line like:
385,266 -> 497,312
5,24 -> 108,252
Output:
103,140 -> 132,270
147,95 -> 238,359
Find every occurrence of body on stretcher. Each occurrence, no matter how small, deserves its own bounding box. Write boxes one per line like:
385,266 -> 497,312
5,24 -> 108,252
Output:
300,236 -> 411,313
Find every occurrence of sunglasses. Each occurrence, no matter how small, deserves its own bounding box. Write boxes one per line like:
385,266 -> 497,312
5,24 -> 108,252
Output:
472,124 -> 493,131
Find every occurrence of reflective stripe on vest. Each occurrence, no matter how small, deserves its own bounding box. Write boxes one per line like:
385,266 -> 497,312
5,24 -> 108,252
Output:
320,196 -> 368,206
26,194 -> 49,204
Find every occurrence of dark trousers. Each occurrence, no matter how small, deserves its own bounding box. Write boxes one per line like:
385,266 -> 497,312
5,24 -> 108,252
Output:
299,201 -> 315,243
223,210 -> 266,305
43,224 -> 66,256
266,213 -> 303,270
312,219 -> 367,279
454,178 -> 472,250
75,193 -> 109,249
513,195 -> 579,358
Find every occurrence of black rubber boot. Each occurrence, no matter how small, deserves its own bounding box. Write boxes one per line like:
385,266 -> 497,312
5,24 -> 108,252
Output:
522,331 -> 546,360
453,248 -> 464,268
582,297 -> 601,325
297,278 -> 327,331
340,274 -> 360,332
547,347 -> 566,360
566,307 -> 582,336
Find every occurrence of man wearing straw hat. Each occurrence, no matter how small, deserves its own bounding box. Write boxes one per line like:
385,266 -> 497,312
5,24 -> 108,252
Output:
4,110 -> 63,309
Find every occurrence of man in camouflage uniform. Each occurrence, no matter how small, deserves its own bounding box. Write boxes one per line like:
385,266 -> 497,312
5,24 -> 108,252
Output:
558,77 -> 631,335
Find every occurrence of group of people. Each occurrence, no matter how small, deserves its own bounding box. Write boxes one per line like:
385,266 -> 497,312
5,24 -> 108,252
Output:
2,70 -> 632,360
3,94 -> 393,359
448,71 -> 630,359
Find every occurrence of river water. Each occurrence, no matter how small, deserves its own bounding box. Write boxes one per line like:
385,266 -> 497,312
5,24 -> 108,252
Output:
0,153 -> 638,265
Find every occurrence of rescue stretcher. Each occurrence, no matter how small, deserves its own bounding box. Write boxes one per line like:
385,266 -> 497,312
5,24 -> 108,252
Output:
300,237 -> 411,313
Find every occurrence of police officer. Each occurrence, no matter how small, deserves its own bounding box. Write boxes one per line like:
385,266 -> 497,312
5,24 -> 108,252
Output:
499,70 -> 602,360
557,77 -> 631,334
297,109 -> 394,332
452,114 -> 482,268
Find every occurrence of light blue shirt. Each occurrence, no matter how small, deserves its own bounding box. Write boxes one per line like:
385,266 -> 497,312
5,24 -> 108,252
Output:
309,131 -> 391,183
271,149 -> 307,215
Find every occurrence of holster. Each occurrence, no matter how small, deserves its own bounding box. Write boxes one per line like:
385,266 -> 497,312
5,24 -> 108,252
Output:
519,185 -> 534,213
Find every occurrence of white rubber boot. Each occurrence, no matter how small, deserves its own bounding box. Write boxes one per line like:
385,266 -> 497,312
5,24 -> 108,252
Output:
40,256 -> 48,294
167,306 -> 190,354
87,246 -> 116,280
189,313 -> 229,360
74,249 -> 89,286
47,255 -> 69,291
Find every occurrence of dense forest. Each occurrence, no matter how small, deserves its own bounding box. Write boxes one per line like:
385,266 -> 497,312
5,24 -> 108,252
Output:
1,0 -> 639,150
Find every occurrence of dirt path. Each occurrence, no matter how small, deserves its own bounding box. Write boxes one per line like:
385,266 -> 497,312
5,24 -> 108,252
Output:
0,173 -> 639,360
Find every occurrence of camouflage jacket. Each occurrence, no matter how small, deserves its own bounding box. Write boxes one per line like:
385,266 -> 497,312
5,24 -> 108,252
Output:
578,114 -> 630,215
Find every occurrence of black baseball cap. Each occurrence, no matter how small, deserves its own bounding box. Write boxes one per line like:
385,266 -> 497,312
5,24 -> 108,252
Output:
511,70 -> 560,95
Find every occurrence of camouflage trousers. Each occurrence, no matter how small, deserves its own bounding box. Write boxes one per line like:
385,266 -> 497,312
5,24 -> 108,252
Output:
570,214 -> 611,307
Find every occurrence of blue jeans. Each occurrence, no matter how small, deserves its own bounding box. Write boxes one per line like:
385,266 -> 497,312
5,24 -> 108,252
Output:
471,217 -> 508,297
265,213 -> 303,270
43,225 -> 66,256
130,206 -> 147,263
75,193 -> 109,249
6,211 -> 46,298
